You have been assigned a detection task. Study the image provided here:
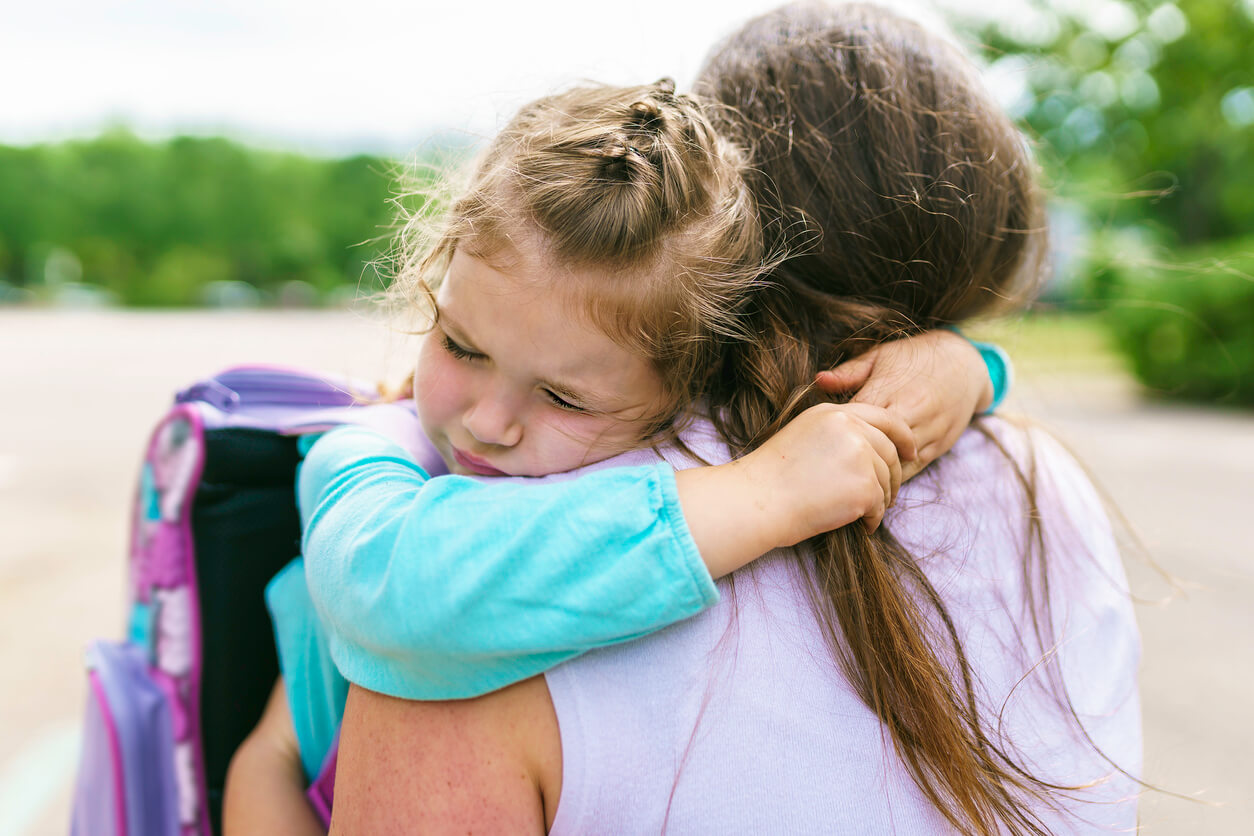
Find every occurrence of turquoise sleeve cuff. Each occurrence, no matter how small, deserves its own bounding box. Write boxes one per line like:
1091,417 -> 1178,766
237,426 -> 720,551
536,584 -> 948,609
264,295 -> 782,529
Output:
653,463 -> 719,612
945,327 -> 1013,413
969,339 -> 1013,413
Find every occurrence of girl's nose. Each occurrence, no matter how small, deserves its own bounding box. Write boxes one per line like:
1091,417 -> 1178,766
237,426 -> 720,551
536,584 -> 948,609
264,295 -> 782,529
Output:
462,390 -> 523,448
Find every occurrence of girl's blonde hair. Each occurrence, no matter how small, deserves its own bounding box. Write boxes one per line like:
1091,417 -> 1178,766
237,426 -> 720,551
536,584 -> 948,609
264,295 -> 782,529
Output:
392,79 -> 772,435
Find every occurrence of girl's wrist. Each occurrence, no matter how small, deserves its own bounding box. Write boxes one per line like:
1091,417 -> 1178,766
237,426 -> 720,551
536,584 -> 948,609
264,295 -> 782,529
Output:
675,460 -> 785,578
968,339 -> 1011,413
728,449 -> 800,553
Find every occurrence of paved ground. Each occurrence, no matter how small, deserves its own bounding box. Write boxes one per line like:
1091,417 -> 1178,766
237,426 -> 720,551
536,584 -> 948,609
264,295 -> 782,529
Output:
1006,375 -> 1254,833
1,310 -> 1250,834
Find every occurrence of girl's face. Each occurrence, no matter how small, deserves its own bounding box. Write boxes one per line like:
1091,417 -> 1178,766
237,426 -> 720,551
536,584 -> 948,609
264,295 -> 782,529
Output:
414,247 -> 666,478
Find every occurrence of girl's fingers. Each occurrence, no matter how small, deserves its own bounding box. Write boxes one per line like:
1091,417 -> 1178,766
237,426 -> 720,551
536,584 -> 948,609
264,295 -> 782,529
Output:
914,407 -> 959,453
886,436 -> 903,504
841,403 -> 917,463
862,451 -> 890,532
875,443 -> 894,515
914,413 -> 968,472
900,457 -> 925,483
911,416 -> 946,470
857,422 -> 895,515
855,417 -> 903,505
815,356 -> 875,394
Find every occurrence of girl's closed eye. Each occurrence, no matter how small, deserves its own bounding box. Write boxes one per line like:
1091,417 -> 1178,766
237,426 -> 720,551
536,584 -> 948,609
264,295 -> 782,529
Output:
442,334 -> 484,362
439,325 -> 587,413
544,389 -> 586,413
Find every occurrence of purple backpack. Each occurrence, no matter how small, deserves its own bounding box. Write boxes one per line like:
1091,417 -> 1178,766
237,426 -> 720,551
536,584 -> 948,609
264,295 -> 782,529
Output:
69,366 -> 430,835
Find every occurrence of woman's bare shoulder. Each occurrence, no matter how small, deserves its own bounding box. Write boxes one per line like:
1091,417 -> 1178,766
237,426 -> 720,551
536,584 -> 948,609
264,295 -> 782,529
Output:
330,678 -> 562,834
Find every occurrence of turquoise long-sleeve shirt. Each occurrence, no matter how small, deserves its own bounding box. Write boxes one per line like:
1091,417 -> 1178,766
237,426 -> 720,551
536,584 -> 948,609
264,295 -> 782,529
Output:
284,339 -> 1011,711
270,425 -> 719,779
971,339 -> 1012,412
297,425 -> 717,698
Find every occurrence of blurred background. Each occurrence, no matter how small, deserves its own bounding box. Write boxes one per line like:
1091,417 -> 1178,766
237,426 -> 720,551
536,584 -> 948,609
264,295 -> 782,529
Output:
1,0 -> 1251,834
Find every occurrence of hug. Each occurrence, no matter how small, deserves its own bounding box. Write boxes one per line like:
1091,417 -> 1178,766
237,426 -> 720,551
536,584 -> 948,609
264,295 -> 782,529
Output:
223,3 -> 1141,833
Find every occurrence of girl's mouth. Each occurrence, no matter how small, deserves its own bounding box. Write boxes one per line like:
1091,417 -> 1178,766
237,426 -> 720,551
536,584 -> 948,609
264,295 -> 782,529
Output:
452,447 -> 508,477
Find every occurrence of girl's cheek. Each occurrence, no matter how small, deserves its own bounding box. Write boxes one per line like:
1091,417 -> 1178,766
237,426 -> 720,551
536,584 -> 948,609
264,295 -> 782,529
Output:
542,412 -> 635,464
413,340 -> 459,421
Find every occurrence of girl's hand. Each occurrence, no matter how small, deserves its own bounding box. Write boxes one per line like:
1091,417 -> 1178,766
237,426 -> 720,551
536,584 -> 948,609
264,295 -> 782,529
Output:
223,678 -> 325,836
815,330 -> 991,478
743,402 -> 914,544
677,403 -> 913,578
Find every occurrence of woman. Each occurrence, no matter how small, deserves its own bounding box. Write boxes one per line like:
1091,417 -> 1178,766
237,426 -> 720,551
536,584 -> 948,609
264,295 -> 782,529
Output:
328,4 -> 1141,835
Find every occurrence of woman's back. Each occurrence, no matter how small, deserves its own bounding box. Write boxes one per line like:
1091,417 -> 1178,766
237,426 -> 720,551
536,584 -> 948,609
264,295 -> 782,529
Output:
545,419 -> 1141,834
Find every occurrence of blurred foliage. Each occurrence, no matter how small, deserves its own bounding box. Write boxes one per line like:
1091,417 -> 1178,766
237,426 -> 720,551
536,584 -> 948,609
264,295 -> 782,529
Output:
1103,237 -> 1254,405
963,0 -> 1254,246
0,130 -> 436,306
969,313 -> 1125,377
951,0 -> 1254,405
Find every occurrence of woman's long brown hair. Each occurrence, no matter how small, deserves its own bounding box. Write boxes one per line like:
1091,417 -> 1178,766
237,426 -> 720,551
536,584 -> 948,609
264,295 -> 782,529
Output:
694,4 -> 1080,833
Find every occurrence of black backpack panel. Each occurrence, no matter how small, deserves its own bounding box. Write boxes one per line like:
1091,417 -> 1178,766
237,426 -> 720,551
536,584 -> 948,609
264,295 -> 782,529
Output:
191,428 -> 303,833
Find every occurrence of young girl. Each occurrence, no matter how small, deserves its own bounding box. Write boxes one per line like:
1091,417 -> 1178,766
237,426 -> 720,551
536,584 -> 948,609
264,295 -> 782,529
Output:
325,4 -> 1139,835
223,77 -> 1005,831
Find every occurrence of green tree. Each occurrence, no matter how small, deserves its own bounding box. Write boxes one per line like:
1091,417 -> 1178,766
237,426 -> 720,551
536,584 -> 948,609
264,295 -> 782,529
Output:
960,0 -> 1254,245
0,132 -> 411,305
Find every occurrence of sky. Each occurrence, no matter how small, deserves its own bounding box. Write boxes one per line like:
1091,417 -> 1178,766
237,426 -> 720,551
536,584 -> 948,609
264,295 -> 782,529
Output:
1,0 -> 1030,156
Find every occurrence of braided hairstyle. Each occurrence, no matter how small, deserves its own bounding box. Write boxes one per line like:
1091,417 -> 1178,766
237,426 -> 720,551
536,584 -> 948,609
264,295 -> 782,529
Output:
394,78 -> 771,432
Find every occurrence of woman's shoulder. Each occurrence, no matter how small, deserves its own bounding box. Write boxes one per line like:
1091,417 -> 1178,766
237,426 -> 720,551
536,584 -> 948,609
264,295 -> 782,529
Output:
936,415 -> 1093,491
544,416 -> 1141,833
329,679 -> 560,832
901,415 -> 1108,527
891,415 -> 1123,588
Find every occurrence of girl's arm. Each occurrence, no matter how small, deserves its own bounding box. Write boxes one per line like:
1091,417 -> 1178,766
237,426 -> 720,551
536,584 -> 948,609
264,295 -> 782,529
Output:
300,427 -> 716,701
299,403 -> 909,701
675,402 -> 911,577
301,329 -> 999,702
223,679 -> 325,836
